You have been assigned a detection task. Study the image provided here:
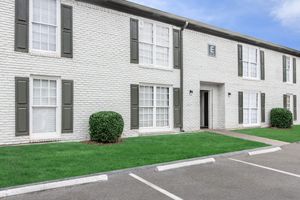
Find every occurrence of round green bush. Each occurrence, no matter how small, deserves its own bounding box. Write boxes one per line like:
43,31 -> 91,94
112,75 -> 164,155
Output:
270,108 -> 293,128
89,111 -> 124,143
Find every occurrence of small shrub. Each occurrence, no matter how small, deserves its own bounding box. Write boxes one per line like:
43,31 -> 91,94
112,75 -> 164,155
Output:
89,111 -> 124,143
270,108 -> 293,128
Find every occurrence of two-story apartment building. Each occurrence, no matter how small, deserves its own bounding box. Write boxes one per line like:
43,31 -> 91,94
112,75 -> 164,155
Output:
0,0 -> 299,145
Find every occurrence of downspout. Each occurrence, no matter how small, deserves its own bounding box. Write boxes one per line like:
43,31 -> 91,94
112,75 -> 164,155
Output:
180,21 -> 189,132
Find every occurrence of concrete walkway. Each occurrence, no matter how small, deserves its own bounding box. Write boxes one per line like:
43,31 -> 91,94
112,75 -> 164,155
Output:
214,129 -> 289,146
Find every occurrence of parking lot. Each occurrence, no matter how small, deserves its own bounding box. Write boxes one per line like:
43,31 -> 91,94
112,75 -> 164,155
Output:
4,143 -> 300,200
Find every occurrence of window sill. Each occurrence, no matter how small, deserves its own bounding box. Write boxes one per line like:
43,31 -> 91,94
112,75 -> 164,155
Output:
242,77 -> 261,81
243,124 -> 261,128
139,127 -> 173,133
29,50 -> 61,58
137,64 -> 174,72
285,82 -> 295,85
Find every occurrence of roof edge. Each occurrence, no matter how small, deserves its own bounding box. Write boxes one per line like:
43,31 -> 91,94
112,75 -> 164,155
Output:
76,0 -> 300,57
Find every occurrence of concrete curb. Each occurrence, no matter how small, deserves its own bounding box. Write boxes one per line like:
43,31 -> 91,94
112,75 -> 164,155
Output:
0,174 -> 108,198
156,158 -> 215,172
248,147 -> 282,156
0,145 -> 276,198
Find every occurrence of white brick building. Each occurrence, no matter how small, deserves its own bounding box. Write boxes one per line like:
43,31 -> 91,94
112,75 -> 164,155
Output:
0,0 -> 299,145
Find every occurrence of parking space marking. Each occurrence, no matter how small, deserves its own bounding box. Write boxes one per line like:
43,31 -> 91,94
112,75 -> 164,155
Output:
229,158 -> 300,178
129,173 -> 183,200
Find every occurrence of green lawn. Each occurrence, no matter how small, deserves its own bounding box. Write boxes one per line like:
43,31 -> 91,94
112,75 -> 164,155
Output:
235,125 -> 300,143
0,132 -> 267,188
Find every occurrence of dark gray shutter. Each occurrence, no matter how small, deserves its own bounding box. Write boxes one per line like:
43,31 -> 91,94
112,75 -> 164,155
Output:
174,88 -> 182,128
294,95 -> 297,120
173,29 -> 181,69
283,94 -> 287,109
238,45 -> 243,77
293,58 -> 296,84
62,80 -> 74,133
130,84 -> 139,129
260,50 -> 265,80
15,77 -> 29,136
15,0 -> 29,52
130,19 -> 139,64
238,92 -> 243,124
261,93 -> 265,123
61,5 -> 73,58
283,55 -> 287,82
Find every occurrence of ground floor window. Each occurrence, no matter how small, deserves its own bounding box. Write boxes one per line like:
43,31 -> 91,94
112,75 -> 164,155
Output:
243,92 -> 259,125
32,78 -> 59,134
286,95 -> 292,111
139,85 -> 170,128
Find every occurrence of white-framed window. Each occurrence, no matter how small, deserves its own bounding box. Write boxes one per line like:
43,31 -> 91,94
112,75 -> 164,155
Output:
139,20 -> 172,68
30,76 -> 61,139
286,94 -> 292,111
29,0 -> 60,55
243,46 -> 260,79
139,85 -> 170,129
285,56 -> 293,83
243,91 -> 259,125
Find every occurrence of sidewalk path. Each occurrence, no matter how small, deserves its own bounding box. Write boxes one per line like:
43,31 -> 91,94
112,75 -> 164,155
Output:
214,129 -> 289,146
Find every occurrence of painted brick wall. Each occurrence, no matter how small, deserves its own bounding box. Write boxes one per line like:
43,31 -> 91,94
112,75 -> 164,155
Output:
1,0 -> 299,145
182,29 -> 300,131
0,0 -> 180,145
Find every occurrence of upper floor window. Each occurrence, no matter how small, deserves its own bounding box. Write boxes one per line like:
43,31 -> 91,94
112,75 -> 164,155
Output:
285,56 -> 292,83
30,0 -> 60,53
243,46 -> 259,79
139,20 -> 172,68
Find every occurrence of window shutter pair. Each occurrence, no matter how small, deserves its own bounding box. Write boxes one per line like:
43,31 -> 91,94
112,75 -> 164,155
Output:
238,45 -> 265,80
130,18 -> 182,69
283,94 -> 297,120
15,1 -> 73,57
130,85 -> 182,129
238,92 -> 266,124
15,78 -> 74,136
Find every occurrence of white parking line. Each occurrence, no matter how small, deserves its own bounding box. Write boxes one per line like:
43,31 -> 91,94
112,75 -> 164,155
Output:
129,173 -> 183,200
229,158 -> 300,178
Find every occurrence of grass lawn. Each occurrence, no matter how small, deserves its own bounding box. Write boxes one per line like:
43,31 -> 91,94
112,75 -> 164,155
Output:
235,125 -> 300,143
0,132 -> 267,188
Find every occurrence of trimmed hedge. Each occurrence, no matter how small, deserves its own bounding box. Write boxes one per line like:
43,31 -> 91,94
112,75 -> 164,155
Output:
89,111 -> 124,143
270,108 -> 293,129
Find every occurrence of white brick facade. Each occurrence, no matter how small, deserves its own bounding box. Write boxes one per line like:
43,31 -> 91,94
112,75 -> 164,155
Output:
0,0 -> 299,145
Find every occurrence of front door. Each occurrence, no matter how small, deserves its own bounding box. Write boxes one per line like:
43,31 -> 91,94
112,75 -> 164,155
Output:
200,90 -> 209,129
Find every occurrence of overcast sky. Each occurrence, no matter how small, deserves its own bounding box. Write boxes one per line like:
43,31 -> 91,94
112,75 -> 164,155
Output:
129,0 -> 300,50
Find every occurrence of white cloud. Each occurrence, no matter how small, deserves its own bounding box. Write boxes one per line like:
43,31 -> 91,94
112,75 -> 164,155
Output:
272,0 -> 300,31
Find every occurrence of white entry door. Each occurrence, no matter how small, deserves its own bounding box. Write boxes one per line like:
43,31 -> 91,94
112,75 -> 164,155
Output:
30,77 -> 61,140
